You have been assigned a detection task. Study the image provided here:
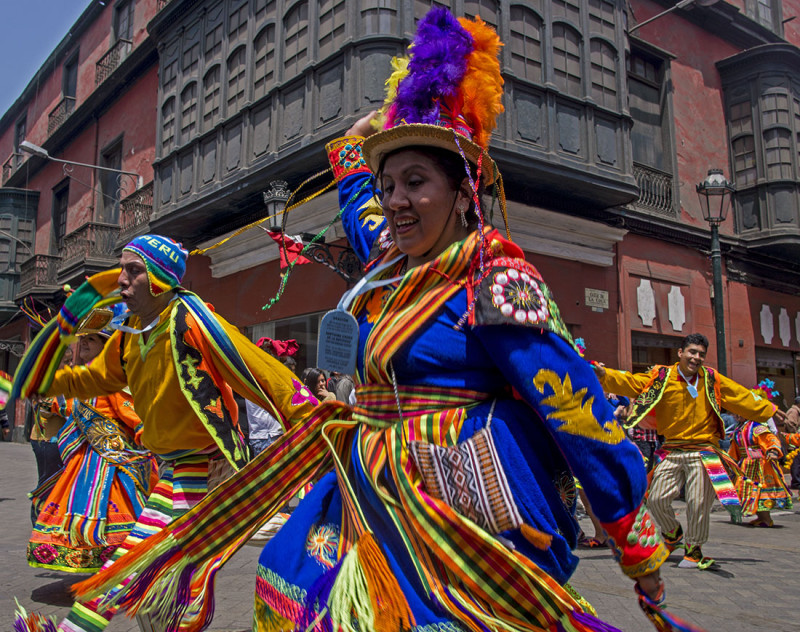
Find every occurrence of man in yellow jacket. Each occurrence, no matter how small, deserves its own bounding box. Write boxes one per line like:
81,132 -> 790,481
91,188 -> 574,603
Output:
594,333 -> 782,570
37,234 -> 318,632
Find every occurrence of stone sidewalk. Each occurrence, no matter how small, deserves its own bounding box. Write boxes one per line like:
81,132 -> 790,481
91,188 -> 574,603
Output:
3,440 -> 798,631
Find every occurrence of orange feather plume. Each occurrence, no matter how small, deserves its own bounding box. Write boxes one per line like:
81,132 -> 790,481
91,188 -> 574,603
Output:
458,16 -> 504,150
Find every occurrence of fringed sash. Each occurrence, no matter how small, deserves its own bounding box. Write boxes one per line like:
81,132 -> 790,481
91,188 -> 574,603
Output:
661,442 -> 743,523
73,385 -> 615,632
72,404 -> 340,630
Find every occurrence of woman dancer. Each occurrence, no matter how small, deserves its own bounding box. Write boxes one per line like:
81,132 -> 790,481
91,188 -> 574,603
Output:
251,9 -> 667,631
28,321 -> 157,573
61,9 -> 678,632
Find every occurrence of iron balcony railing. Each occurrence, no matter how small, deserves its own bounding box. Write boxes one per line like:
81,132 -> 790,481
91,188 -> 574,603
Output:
632,163 -> 675,216
119,181 -> 153,238
19,254 -> 61,295
2,153 -> 23,185
47,96 -> 76,136
95,38 -> 133,86
58,222 -> 120,271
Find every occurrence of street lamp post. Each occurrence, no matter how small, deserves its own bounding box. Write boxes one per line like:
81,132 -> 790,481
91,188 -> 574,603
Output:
696,169 -> 734,375
19,140 -> 142,190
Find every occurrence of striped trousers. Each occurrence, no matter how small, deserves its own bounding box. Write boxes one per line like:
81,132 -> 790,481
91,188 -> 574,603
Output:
648,451 -> 716,547
58,454 -> 233,632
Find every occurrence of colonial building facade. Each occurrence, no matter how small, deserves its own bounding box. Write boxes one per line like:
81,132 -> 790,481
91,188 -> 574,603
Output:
1,0 -> 800,436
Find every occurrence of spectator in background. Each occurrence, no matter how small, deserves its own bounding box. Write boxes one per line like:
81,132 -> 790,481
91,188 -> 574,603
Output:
301,367 -> 335,402
28,346 -> 72,525
328,371 -> 356,404
247,337 -> 301,456
780,396 -> 800,490
0,408 -> 9,441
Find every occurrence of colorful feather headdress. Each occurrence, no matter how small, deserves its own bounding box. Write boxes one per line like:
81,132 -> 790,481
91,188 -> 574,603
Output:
752,378 -> 780,400
362,7 -> 504,186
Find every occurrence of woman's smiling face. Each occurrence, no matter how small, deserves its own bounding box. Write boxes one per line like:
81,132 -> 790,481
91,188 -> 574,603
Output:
379,149 -> 471,267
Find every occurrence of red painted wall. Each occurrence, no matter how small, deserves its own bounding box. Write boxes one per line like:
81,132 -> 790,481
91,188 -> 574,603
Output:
629,0 -> 742,239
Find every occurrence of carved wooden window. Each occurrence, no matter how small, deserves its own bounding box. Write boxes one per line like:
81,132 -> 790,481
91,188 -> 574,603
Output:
203,66 -> 221,130
464,0 -> 498,28
183,40 -> 200,76
162,97 -> 176,154
205,20 -> 223,61
552,24 -> 582,98
509,5 -> 543,84
253,25 -> 276,100
762,89 -> 793,180
52,181 -> 69,247
729,100 -> 756,186
588,0 -> 615,40
181,82 -> 198,142
227,46 -> 247,114
414,0 -> 452,22
628,48 -> 669,173
100,141 -> 123,223
764,128 -> 793,180
284,1 -> 309,75
552,0 -> 580,25
255,0 -> 277,24
590,39 -> 616,109
114,0 -> 134,42
362,0 -> 397,35
229,1 -> 249,47
319,0 -> 346,59
162,57 -> 178,92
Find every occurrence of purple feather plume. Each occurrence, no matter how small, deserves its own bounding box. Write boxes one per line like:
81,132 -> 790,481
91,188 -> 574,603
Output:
391,7 -> 473,126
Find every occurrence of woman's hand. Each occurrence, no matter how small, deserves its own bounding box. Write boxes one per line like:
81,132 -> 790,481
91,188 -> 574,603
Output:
345,110 -> 379,138
636,571 -> 663,603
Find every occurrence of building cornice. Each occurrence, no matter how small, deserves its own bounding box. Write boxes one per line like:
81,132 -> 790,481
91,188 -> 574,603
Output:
3,40 -> 158,189
0,2 -> 106,127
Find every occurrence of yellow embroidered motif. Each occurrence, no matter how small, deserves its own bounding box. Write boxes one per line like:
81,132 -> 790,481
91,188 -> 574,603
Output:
533,369 -> 625,444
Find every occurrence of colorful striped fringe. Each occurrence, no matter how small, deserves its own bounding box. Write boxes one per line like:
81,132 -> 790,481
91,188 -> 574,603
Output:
8,268 -> 121,406
71,405 -> 340,631
635,584 -> 707,632
699,450 -> 743,523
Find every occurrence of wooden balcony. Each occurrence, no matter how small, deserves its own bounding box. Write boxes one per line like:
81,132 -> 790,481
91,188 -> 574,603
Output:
47,96 -> 76,136
18,254 -> 61,298
118,181 -> 153,243
95,38 -> 133,86
632,163 -> 675,217
57,222 -> 120,285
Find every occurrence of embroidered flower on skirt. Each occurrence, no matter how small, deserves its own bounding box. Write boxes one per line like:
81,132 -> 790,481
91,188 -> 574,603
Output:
490,269 -> 549,325
291,378 -> 318,407
305,523 -> 339,569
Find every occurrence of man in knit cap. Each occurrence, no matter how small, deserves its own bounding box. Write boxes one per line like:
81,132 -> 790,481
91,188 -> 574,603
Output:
32,234 -> 316,632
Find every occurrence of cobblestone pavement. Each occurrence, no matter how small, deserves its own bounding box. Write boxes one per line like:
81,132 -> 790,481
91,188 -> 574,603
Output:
3,440 -> 798,631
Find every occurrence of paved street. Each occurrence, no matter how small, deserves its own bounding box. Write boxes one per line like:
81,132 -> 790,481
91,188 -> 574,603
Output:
3,439 -> 798,631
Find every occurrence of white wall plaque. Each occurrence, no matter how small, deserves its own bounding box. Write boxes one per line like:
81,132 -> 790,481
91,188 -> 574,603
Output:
637,279 -> 656,327
760,304 -> 774,344
796,312 -> 800,347
585,288 -> 609,310
667,286 -> 685,332
779,307 -> 791,347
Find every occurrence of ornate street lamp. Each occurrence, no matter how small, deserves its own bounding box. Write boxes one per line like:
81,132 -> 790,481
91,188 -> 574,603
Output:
696,168 -> 734,375
262,181 -> 362,285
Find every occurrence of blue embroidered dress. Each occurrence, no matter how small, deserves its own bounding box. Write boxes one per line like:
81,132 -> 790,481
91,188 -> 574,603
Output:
252,138 -> 668,632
